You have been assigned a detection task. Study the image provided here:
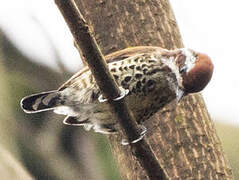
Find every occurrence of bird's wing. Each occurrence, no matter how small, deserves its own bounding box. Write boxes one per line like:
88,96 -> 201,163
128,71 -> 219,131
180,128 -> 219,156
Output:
105,46 -> 163,63
58,46 -> 162,91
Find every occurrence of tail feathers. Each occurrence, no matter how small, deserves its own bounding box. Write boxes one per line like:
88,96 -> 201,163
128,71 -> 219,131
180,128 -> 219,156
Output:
20,90 -> 60,113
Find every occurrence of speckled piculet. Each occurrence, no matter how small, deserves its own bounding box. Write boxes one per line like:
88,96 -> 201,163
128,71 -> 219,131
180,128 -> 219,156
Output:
21,46 -> 213,134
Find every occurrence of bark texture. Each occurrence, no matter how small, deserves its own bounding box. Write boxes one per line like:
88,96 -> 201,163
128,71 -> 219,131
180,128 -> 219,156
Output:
75,0 -> 233,179
54,1 -> 166,179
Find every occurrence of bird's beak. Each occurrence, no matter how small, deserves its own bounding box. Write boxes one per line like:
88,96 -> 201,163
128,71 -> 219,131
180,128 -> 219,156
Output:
176,88 -> 185,103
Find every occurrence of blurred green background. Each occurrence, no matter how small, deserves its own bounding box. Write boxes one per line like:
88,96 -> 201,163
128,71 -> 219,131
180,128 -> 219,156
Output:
0,30 -> 121,180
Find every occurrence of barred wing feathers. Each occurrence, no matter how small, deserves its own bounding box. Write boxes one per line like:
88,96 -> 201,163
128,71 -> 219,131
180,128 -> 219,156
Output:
21,46 -> 162,113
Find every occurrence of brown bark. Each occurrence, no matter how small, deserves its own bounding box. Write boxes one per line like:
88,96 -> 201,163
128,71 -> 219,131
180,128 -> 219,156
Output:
74,1 -> 232,179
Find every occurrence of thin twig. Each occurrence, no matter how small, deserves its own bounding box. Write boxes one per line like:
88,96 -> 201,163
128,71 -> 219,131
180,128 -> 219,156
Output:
54,0 -> 167,179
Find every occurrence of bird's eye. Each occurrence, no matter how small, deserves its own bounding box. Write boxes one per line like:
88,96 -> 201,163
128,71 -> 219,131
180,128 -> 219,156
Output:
193,51 -> 198,57
179,66 -> 187,73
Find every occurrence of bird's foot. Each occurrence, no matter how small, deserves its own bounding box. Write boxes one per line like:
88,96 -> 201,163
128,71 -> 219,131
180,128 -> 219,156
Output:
121,125 -> 147,146
98,86 -> 129,103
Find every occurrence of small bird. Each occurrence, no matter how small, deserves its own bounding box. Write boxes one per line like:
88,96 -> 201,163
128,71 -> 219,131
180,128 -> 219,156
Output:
21,46 -> 213,134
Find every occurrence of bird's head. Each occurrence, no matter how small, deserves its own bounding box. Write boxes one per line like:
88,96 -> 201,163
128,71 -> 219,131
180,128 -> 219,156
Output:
175,48 -> 214,95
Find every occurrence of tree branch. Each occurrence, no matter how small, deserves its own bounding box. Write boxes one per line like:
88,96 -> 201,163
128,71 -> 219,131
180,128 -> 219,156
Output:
54,0 -> 166,179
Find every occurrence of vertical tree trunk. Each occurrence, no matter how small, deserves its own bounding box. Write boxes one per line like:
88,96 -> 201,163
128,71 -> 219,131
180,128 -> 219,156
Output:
75,0 -> 233,179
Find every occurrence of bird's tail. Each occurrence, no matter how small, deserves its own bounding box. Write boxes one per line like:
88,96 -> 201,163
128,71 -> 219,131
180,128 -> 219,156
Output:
20,91 -> 61,113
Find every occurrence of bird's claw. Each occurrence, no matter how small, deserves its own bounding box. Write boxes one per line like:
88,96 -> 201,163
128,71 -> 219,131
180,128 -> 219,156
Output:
121,125 -> 147,146
98,86 -> 129,103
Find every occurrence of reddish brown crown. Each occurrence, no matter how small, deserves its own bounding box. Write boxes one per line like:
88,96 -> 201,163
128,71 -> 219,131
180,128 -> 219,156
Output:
182,53 -> 214,93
